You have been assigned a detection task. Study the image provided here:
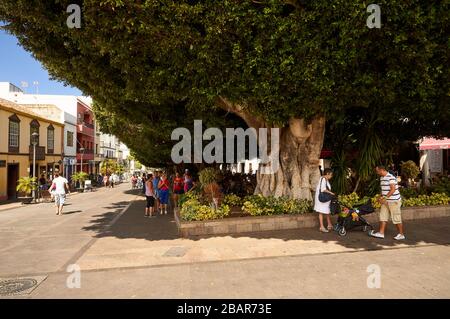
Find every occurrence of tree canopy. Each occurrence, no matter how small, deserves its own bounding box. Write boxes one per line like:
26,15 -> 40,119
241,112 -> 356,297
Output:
1,0 -> 449,197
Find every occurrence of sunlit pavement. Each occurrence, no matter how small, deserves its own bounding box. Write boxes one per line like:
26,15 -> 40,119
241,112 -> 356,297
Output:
1,184 -> 449,298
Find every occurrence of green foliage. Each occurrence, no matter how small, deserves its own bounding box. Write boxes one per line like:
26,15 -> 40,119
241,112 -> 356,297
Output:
198,167 -> 221,186
399,187 -> 419,199
337,192 -> 375,209
400,161 -> 420,180
1,0 -> 449,169
330,149 -> 351,195
241,195 -> 312,216
71,172 -> 89,184
222,194 -> 243,207
429,176 -> 450,196
178,191 -> 202,209
100,159 -> 122,175
402,193 -> 450,207
180,197 -> 230,221
16,177 -> 37,195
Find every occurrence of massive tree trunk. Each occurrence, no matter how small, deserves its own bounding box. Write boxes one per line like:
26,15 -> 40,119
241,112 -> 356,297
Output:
217,97 -> 326,200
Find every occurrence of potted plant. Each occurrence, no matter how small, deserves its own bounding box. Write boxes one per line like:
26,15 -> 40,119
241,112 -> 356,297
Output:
400,160 -> 420,188
16,176 -> 37,204
199,167 -> 222,207
71,172 -> 89,191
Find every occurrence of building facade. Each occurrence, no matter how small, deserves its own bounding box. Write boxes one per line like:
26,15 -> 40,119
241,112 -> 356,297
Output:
0,98 -> 63,201
76,99 -> 95,173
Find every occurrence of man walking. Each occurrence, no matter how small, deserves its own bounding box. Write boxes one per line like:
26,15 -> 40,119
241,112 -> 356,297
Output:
50,169 -> 70,216
370,165 -> 405,240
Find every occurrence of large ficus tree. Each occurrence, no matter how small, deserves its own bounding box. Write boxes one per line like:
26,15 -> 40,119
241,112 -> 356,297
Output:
1,0 -> 449,200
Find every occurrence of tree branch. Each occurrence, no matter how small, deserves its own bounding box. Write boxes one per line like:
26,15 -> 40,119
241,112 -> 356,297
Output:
215,96 -> 266,129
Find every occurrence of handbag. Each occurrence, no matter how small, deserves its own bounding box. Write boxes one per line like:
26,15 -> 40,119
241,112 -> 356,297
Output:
318,177 -> 334,203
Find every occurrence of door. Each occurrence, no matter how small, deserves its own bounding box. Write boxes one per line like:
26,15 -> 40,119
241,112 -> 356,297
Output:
7,164 -> 19,200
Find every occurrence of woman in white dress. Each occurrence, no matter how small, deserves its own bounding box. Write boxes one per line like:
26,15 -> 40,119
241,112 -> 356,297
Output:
314,168 -> 335,233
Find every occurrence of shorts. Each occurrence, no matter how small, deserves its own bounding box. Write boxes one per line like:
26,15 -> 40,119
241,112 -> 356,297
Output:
174,189 -> 184,195
54,193 -> 66,206
379,200 -> 402,224
146,196 -> 155,208
159,189 -> 169,205
153,188 -> 160,199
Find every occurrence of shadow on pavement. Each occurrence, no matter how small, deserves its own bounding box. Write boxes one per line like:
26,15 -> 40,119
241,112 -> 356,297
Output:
81,190 -> 450,251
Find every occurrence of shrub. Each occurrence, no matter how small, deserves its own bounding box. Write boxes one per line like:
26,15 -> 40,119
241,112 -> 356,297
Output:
402,193 -> 450,207
222,194 -> 243,207
400,160 -> 420,180
16,176 -> 37,196
241,195 -> 312,216
399,187 -> 418,199
178,191 -> 201,208
429,176 -> 450,196
198,167 -> 221,186
180,197 -> 230,221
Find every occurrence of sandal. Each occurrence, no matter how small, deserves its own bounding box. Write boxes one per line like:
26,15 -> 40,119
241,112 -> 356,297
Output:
319,227 -> 329,233
327,225 -> 333,231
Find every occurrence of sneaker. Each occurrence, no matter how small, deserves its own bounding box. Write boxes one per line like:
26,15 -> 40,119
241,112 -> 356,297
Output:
369,230 -> 385,239
394,234 -> 406,240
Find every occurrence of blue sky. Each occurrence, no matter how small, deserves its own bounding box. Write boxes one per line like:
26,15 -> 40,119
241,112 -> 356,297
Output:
0,28 -> 82,96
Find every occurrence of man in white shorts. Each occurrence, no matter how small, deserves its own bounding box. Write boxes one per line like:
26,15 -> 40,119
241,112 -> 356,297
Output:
50,169 -> 70,215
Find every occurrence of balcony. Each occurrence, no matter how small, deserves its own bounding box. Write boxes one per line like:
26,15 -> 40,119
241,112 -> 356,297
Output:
77,121 -> 95,136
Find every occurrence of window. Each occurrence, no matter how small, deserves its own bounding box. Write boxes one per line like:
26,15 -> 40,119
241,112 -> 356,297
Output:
47,125 -> 54,154
8,114 -> 20,153
67,131 -> 74,147
30,119 -> 40,146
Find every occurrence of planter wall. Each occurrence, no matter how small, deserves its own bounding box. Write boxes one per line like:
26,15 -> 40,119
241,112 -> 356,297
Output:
175,205 -> 450,238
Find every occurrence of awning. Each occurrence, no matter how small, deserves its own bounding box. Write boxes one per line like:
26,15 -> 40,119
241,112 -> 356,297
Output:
419,137 -> 450,150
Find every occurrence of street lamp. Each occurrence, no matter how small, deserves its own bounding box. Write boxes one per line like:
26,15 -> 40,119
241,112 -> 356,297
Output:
31,132 -> 39,203
79,147 -> 85,173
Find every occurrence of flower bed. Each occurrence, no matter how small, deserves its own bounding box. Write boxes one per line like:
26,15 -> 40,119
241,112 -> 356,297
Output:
180,191 -> 450,222
179,193 -> 312,222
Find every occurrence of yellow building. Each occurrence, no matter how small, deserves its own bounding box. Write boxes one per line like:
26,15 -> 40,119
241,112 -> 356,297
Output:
0,98 -> 63,201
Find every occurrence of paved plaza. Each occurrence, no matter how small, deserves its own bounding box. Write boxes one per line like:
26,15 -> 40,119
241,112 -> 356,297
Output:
0,183 -> 449,298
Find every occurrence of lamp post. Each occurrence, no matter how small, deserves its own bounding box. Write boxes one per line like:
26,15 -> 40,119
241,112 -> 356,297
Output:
31,132 -> 39,203
79,147 -> 85,173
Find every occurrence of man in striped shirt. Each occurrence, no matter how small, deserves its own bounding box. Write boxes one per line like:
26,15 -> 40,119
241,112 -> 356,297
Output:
369,165 -> 406,240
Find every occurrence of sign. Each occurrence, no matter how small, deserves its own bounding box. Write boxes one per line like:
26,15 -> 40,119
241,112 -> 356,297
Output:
29,146 -> 46,161
428,149 -> 443,173
0,160 -> 6,167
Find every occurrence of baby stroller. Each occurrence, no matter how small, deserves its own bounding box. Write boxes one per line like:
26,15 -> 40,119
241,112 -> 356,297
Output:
331,199 -> 375,236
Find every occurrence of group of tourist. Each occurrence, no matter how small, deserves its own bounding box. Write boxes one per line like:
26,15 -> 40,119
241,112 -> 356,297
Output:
314,165 -> 405,240
136,170 -> 195,218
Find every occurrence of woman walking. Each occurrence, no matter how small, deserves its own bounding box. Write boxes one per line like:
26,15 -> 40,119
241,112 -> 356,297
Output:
144,174 -> 155,217
158,173 -> 170,215
172,172 -> 184,207
314,168 -> 335,233
184,172 -> 194,193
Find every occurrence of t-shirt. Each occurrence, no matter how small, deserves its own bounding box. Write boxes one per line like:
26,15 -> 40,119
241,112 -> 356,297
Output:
153,177 -> 160,191
159,179 -> 169,191
173,177 -> 184,191
380,172 -> 401,202
52,176 -> 69,195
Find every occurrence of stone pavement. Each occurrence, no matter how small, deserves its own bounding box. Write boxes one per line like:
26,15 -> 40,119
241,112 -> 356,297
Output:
1,184 -> 450,298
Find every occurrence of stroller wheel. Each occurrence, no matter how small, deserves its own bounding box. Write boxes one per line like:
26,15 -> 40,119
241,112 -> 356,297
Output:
338,227 -> 347,236
363,225 -> 373,232
333,224 -> 340,232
